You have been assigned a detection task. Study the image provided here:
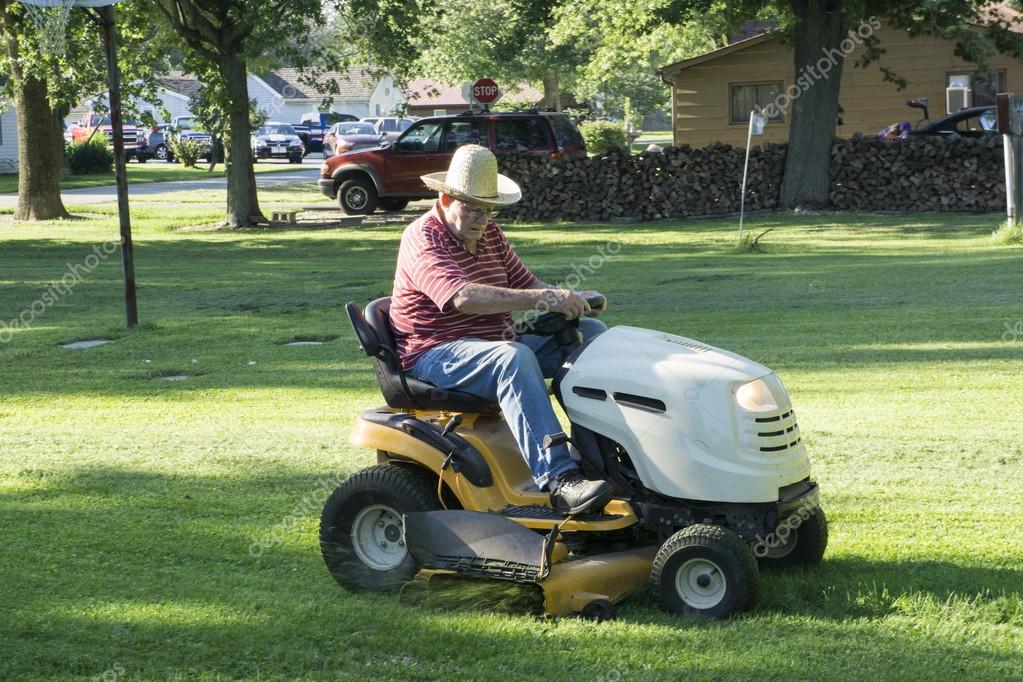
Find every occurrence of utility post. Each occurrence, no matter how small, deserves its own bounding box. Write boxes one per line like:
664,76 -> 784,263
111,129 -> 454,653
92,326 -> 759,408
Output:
996,92 -> 1023,226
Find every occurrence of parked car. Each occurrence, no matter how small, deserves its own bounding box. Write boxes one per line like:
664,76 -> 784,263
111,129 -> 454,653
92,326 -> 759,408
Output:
70,113 -> 151,162
298,112 -> 360,155
144,124 -> 171,161
251,122 -> 305,163
361,116 -> 417,142
318,110 -> 587,214
911,106 -> 997,138
322,121 -> 387,156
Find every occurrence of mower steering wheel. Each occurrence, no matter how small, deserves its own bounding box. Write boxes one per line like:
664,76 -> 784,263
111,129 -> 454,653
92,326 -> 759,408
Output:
513,294 -> 606,338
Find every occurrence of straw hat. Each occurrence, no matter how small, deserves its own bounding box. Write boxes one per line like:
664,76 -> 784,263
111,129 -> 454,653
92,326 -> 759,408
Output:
421,144 -> 521,207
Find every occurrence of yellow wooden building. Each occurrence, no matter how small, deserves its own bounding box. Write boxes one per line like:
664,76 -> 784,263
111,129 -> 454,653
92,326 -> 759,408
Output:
658,22 -> 1023,148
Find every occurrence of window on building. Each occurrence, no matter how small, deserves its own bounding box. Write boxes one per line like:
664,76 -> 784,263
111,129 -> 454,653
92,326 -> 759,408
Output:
433,109 -> 447,116
375,103 -> 381,115
946,71 -> 1007,112
729,82 -> 784,123
494,118 -> 549,151
443,120 -> 487,152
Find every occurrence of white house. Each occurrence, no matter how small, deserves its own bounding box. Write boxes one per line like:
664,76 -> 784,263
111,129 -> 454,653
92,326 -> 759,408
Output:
254,67 -> 406,121
0,98 -> 18,173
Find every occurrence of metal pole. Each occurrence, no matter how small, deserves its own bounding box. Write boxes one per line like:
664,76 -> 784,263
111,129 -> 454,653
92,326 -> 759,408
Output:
1004,133 -> 1016,225
100,4 -> 138,328
739,110 -> 755,242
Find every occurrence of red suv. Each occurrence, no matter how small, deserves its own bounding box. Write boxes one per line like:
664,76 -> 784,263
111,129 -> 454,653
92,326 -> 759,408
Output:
318,111 -> 587,214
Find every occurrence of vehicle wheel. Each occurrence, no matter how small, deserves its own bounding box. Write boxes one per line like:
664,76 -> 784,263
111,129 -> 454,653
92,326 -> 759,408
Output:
756,507 -> 828,568
289,156 -> 302,164
337,177 -> 378,215
137,156 -> 148,164
154,145 -> 169,161
651,524 -> 759,619
378,198 -> 410,212
320,463 -> 439,593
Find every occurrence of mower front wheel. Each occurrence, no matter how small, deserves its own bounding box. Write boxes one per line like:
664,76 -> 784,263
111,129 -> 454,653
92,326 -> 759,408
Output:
651,524 -> 759,619
320,463 -> 439,593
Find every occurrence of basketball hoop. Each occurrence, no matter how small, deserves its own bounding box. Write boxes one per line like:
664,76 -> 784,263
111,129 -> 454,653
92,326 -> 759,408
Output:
18,0 -> 121,57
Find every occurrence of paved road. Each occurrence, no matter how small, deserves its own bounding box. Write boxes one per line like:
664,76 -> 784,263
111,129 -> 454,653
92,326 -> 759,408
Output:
0,164 -> 320,208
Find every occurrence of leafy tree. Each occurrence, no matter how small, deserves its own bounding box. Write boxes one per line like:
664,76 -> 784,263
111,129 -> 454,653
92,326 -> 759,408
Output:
411,0 -> 579,109
0,1 -> 165,220
549,0 -> 727,120
150,0 -> 340,227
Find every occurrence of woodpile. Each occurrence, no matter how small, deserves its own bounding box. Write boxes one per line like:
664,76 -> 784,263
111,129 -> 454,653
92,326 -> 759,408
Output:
829,135 -> 1004,212
496,136 -> 1004,222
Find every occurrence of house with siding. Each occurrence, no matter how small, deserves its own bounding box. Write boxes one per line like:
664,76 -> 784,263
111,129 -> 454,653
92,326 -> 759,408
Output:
255,67 -> 405,121
659,19 -> 1023,148
0,97 -> 17,173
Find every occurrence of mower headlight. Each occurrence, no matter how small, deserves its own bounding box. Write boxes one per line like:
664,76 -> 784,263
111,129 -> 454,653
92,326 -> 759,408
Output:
735,378 -> 778,413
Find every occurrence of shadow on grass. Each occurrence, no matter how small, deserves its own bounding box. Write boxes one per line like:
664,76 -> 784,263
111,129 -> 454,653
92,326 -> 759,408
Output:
3,464 -> 1021,678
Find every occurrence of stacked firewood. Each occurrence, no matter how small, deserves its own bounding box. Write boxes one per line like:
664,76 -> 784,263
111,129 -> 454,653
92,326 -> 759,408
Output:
829,135 -> 1004,212
495,135 -> 1005,222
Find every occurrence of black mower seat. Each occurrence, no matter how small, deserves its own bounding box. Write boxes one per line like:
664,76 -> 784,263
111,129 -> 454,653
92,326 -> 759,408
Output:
346,297 -> 499,413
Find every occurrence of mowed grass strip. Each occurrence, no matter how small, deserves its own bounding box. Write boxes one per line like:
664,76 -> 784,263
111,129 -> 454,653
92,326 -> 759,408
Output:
1,198 -> 1021,680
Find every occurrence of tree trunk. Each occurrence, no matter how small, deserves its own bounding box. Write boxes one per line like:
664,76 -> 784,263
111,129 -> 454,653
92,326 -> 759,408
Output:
779,0 -> 848,209
219,52 -> 264,227
542,72 -> 560,112
2,11 -> 68,220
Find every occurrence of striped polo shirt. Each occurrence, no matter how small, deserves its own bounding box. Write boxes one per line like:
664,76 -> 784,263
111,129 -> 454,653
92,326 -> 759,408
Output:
390,201 -> 538,369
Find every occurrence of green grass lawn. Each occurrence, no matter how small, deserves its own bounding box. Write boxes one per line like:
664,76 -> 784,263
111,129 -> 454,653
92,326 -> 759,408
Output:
1,197 -> 1022,680
632,131 -> 673,153
0,160 -> 314,194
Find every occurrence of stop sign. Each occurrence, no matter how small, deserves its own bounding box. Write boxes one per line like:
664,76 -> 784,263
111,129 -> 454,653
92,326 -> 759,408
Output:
471,78 -> 500,105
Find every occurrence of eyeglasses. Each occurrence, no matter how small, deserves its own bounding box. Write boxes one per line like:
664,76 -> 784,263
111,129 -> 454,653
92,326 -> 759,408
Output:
458,201 -> 495,219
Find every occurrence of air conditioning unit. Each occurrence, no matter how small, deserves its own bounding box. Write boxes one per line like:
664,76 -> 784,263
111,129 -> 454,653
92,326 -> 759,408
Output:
947,86 -> 972,113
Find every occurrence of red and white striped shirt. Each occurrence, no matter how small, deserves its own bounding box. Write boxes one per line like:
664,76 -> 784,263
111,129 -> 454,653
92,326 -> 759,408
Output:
390,201 -> 538,369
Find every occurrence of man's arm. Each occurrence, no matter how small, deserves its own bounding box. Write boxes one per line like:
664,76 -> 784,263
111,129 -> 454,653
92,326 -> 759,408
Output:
451,283 -> 590,318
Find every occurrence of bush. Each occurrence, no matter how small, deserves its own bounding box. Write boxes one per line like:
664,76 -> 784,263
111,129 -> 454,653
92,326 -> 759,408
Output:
169,137 -> 203,167
66,134 -> 114,175
579,120 -> 629,155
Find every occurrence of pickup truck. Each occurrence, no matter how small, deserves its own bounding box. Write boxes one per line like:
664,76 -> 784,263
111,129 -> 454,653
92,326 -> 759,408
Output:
168,116 -> 216,160
70,113 -> 151,162
298,111 -> 359,156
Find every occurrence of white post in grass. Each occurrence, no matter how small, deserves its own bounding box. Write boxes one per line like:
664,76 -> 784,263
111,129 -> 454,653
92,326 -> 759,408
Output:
739,110 -> 766,243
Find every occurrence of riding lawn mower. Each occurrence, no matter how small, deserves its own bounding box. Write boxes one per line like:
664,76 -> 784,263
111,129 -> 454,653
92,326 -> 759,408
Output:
320,296 -> 827,620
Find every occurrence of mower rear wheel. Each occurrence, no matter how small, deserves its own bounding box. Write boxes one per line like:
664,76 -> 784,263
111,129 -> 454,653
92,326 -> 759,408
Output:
320,464 -> 439,593
757,507 -> 829,568
651,524 -> 759,619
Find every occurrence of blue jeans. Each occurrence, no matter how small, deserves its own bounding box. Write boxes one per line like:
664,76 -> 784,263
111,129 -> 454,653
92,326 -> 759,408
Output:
409,317 -> 608,491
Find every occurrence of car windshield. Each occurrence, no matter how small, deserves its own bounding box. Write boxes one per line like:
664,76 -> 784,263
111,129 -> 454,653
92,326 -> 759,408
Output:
256,124 -> 296,136
337,123 -> 377,135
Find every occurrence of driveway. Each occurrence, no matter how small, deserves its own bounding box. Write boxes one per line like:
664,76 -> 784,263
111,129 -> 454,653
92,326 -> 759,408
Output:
0,165 -> 320,208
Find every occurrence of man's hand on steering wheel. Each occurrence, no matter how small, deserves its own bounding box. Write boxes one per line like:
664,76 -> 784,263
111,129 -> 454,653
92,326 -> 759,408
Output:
576,290 -> 606,317
544,289 -> 590,320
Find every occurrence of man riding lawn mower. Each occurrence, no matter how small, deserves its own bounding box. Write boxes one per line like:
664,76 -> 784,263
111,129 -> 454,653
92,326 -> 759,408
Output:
320,146 -> 827,620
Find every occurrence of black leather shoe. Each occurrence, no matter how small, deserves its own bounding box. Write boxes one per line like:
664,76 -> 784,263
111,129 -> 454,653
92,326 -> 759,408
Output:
552,472 -> 612,515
